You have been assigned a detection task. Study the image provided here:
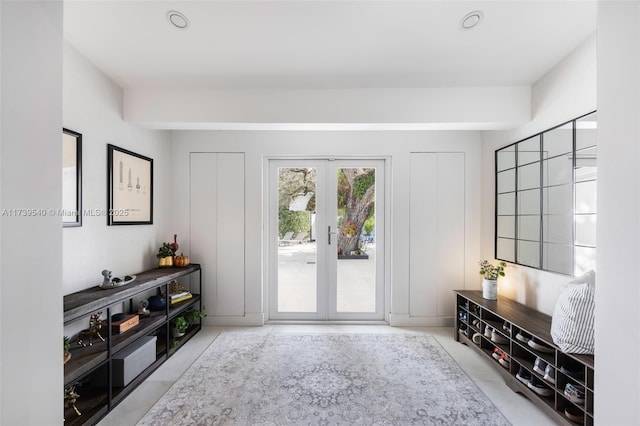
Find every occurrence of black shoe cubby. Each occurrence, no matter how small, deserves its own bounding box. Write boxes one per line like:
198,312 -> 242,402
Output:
454,290 -> 594,426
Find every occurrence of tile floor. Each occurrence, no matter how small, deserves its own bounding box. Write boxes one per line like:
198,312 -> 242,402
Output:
98,325 -> 556,426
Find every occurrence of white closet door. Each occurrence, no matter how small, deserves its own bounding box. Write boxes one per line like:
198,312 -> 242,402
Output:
190,153 -> 245,317
409,153 -> 465,317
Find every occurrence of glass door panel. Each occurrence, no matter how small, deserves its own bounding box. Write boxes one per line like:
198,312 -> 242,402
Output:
328,160 -> 385,321
277,166 -> 318,313
270,160 -> 327,320
269,159 -> 385,321
335,167 -> 377,313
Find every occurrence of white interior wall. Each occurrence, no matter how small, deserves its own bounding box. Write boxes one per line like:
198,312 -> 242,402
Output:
595,2 -> 640,423
171,131 -> 482,326
480,34 -> 597,315
126,87 -> 530,131
1,2 -> 62,423
62,42 -> 173,297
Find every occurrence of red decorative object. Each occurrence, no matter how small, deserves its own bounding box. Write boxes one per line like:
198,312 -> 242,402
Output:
169,234 -> 179,253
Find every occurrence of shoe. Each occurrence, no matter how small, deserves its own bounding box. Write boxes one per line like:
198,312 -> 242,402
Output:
527,376 -> 553,396
564,383 -> 585,405
516,366 -> 532,385
528,337 -> 555,353
502,321 -> 511,335
491,329 -> 509,344
484,325 -> 492,338
492,347 -> 504,361
564,406 -> 584,423
472,319 -> 480,328
533,357 -> 548,376
458,311 -> 468,322
543,364 -> 556,385
499,353 -> 510,368
458,324 -> 468,336
472,332 -> 482,344
516,330 -> 530,343
560,365 -> 585,380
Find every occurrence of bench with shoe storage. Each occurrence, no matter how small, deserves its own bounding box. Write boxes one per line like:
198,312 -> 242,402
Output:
454,290 -> 594,426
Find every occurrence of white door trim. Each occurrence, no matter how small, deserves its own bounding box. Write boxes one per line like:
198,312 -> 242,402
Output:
264,156 -> 390,322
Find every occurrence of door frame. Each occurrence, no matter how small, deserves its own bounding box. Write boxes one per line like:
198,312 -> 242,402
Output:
263,156 -> 391,323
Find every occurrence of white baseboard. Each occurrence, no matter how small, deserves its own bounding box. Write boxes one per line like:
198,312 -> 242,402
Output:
203,313 -> 265,326
388,314 -> 454,327
202,314 -> 453,328
266,320 -> 388,325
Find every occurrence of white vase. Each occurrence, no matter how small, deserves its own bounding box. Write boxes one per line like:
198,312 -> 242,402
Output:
482,278 -> 498,300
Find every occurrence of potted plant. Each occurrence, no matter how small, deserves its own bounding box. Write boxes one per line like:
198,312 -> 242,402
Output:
478,260 -> 506,300
171,316 -> 189,337
184,307 -> 206,324
157,242 -> 174,267
64,336 -> 71,364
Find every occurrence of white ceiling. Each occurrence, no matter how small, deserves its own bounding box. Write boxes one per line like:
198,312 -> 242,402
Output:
64,1 -> 597,91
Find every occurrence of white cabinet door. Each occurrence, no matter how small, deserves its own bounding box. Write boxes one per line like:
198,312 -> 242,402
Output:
190,153 -> 245,317
409,152 -> 465,317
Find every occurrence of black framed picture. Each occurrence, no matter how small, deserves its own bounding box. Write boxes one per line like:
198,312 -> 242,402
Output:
107,144 -> 153,225
63,128 -> 82,227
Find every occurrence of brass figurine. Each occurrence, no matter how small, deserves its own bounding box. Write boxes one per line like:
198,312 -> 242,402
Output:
77,312 -> 105,347
64,384 -> 81,417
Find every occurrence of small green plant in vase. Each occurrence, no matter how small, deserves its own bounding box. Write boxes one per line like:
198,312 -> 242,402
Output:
478,260 -> 506,300
157,243 -> 175,267
172,316 -> 189,337
478,260 -> 506,280
64,336 -> 71,364
170,316 -> 189,349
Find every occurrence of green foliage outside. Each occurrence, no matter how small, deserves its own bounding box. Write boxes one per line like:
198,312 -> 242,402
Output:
277,167 -> 375,247
352,171 -> 375,200
364,216 -> 375,235
337,169 -> 348,211
279,207 -> 311,237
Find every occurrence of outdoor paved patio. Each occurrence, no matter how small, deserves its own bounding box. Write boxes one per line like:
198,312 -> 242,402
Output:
277,242 -> 376,313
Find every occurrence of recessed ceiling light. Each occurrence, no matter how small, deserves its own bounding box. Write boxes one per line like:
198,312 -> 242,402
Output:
460,11 -> 483,31
167,10 -> 189,30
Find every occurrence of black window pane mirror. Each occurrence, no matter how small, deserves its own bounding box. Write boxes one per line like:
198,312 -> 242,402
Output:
62,128 -> 82,227
495,111 -> 597,276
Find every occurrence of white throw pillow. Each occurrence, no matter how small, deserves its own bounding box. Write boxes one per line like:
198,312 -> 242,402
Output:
550,270 -> 595,354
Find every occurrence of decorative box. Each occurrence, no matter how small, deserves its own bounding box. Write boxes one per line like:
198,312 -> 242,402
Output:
111,314 -> 139,334
93,335 -> 157,388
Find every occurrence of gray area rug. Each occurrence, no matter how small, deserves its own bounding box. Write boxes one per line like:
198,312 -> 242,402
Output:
139,333 -> 510,425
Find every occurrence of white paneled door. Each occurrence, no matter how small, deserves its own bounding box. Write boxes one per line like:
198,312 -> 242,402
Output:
269,159 -> 385,320
409,152 -> 465,318
191,153 -> 245,319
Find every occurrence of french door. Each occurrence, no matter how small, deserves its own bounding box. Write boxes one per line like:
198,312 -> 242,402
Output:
268,159 -> 385,321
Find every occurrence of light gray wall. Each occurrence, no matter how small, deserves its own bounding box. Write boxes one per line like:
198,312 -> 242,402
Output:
62,42 -> 174,297
1,2 -> 63,423
480,34 -> 597,315
125,86 -> 530,130
596,2 -> 640,423
171,131 -> 482,326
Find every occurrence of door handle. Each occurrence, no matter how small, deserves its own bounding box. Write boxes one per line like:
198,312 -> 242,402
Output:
328,226 -> 337,245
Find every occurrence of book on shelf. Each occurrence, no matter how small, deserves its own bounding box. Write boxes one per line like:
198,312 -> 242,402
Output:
170,293 -> 193,304
169,291 -> 191,301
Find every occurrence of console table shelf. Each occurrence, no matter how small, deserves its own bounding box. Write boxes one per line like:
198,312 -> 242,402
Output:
64,265 -> 201,322
454,290 -> 594,426
63,264 -> 202,425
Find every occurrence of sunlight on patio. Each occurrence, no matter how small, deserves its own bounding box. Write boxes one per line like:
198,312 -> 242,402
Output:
278,242 -> 376,313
